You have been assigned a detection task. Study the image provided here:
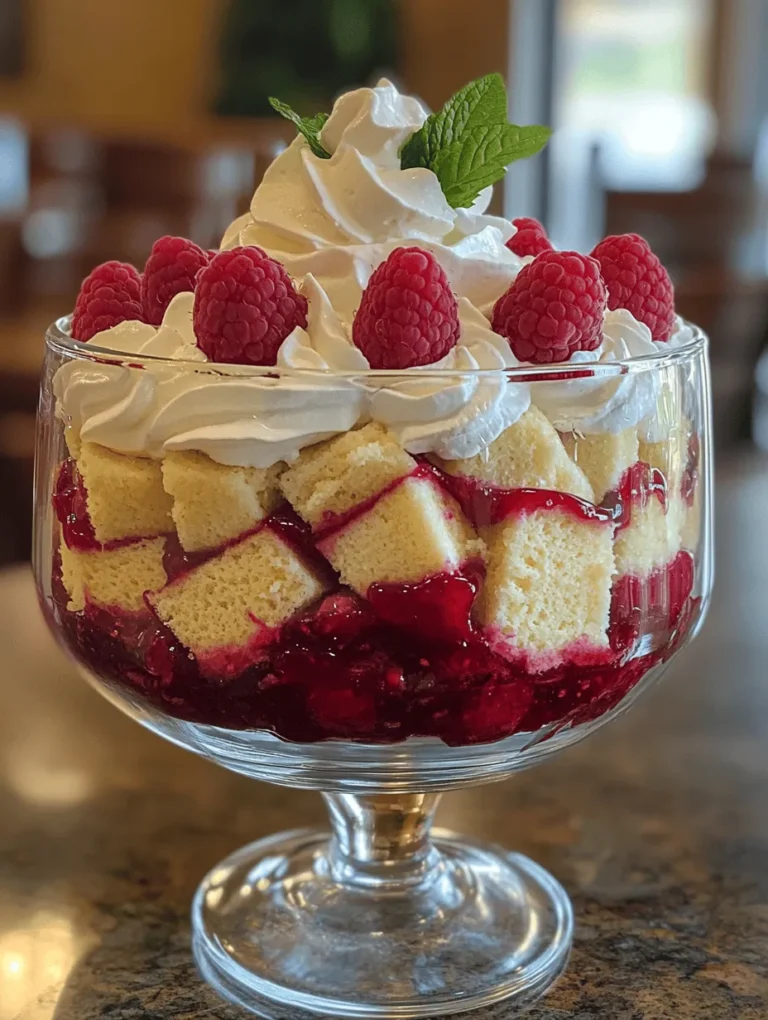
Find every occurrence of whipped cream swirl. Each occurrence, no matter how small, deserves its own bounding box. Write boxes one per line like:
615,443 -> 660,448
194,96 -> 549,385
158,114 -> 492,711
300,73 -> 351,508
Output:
55,77 -> 698,468
223,78 -> 525,320
532,309 -> 663,435
367,299 -> 530,458
54,292 -> 365,468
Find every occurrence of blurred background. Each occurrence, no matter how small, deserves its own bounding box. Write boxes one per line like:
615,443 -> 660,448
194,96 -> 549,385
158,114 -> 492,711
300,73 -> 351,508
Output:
0,0 -> 766,566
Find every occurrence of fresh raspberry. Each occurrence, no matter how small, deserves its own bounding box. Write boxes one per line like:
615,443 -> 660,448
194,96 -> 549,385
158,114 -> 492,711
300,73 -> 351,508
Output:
492,251 -> 606,364
352,247 -> 460,369
591,233 -> 676,342
141,236 -> 212,325
71,261 -> 144,342
506,217 -> 553,258
193,246 -> 308,365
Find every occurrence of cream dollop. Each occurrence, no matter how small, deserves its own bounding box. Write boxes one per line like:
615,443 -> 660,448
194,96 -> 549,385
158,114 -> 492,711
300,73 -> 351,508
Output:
532,309 -> 661,435
367,299 -> 531,458
222,79 -> 524,321
54,291 -> 364,468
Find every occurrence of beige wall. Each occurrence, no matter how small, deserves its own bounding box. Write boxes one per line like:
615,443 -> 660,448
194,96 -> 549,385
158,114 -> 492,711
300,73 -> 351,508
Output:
0,0 -> 226,137
400,0 -> 511,110
0,0 -> 514,143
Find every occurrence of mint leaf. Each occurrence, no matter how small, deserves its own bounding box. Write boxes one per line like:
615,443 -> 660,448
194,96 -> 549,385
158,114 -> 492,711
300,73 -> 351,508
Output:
401,72 -> 506,171
431,123 -> 552,208
268,97 -> 331,159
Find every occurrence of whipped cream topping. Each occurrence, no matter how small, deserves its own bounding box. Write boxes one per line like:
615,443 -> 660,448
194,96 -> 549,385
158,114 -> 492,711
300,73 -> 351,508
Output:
367,299 -> 531,458
55,78 -> 699,469
222,78 -> 525,320
54,292 -> 364,468
533,309 -> 669,435
277,283 -> 531,459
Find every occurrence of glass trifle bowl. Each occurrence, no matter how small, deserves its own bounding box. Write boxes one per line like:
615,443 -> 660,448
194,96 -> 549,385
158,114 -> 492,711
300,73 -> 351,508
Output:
33,76 -> 713,1020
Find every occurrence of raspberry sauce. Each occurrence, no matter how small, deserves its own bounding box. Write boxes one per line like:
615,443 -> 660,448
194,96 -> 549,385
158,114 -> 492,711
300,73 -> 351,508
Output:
49,456 -> 699,747
422,461 -> 614,529
53,460 -> 99,551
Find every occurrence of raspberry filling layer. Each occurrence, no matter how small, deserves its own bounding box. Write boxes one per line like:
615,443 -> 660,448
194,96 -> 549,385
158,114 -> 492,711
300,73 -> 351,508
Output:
50,460 -> 699,747
424,462 -> 614,530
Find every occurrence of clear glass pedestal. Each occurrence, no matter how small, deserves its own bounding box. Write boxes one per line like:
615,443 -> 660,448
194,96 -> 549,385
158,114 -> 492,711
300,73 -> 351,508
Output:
192,794 -> 573,1019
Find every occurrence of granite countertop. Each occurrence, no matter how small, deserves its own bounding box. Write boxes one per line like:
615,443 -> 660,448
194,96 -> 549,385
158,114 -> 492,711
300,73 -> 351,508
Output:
1,453 -> 767,1020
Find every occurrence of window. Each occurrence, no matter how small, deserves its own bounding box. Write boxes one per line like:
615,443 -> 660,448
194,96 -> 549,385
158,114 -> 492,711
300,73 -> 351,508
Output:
549,0 -> 715,245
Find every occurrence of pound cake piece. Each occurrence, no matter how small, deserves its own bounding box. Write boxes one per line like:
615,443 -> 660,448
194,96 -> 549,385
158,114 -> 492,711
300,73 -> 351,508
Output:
435,406 -> 594,500
77,443 -> 174,544
280,424 -> 484,595
60,537 -> 167,613
148,526 -> 327,675
638,426 -> 688,494
162,451 -> 283,552
561,428 -> 639,503
433,408 -> 615,660
614,497 -> 682,579
280,423 -> 415,528
319,474 -> 484,592
477,510 -> 615,664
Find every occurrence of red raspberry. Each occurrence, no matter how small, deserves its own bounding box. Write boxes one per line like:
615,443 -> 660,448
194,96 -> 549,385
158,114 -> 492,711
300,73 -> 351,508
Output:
591,233 -> 675,342
193,246 -> 308,365
506,217 -> 553,258
492,251 -> 606,364
71,261 -> 144,342
352,247 -> 460,369
141,236 -> 212,325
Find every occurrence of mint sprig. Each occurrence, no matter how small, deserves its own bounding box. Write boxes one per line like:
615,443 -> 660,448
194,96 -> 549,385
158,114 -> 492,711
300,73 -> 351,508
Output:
268,97 -> 331,159
400,73 -> 551,209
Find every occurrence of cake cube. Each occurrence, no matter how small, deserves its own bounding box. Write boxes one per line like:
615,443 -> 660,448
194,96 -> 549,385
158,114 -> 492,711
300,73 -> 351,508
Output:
477,511 -> 615,662
77,443 -> 174,544
60,537 -> 167,613
638,428 -> 688,493
435,406 -> 594,501
280,423 -> 415,528
280,423 -> 483,596
162,451 -> 283,552
148,526 -> 327,673
614,498 -> 682,579
317,474 -> 485,592
560,428 -> 639,503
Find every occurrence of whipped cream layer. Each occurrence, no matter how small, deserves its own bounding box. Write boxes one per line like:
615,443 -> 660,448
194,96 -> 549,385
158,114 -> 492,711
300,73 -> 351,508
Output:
54,293 -> 365,468
222,78 -> 525,320
55,78 -> 697,467
531,310 -> 694,436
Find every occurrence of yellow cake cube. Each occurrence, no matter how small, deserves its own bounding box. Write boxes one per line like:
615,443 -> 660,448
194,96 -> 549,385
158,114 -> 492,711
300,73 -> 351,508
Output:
435,406 -> 594,501
638,428 -> 689,494
77,443 -> 174,544
477,510 -> 615,661
317,474 -> 485,593
162,451 -> 283,552
280,423 -> 415,528
614,497 -> 682,578
280,423 -> 483,595
60,537 -> 167,613
561,428 -> 639,503
148,527 -> 327,669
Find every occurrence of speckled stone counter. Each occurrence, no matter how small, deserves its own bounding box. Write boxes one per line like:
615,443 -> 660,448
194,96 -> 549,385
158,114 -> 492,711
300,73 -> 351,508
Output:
1,454 -> 767,1020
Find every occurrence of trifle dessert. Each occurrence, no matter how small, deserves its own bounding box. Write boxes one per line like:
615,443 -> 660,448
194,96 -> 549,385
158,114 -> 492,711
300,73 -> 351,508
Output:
44,75 -> 705,747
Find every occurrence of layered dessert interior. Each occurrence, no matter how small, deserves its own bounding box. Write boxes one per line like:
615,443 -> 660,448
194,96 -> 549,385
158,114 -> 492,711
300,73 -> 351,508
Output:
46,75 -> 704,746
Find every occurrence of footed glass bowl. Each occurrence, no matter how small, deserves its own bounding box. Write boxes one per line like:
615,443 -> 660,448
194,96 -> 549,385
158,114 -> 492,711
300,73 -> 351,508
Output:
34,320 -> 713,1018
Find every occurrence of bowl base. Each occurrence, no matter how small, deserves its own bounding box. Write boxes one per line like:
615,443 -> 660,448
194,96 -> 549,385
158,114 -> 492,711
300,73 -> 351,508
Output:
192,827 -> 573,1018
